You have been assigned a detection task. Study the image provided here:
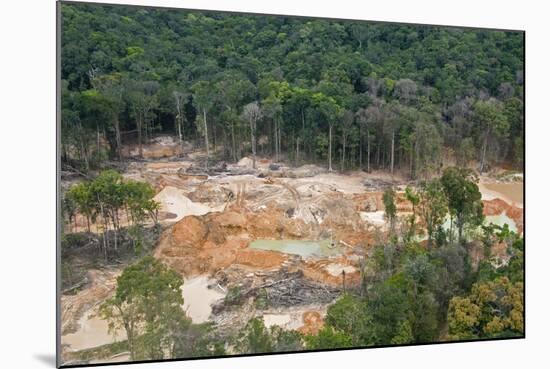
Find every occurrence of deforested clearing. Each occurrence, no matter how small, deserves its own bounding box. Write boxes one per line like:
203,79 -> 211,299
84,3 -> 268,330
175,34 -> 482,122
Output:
59,2 -> 524,366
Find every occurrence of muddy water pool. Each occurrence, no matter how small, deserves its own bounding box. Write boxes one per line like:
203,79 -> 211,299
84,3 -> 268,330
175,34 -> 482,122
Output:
480,181 -> 523,206
62,306 -> 126,351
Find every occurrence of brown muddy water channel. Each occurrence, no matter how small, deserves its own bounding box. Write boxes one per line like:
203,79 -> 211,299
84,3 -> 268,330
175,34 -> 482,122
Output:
481,181 -> 524,206
62,306 -> 126,352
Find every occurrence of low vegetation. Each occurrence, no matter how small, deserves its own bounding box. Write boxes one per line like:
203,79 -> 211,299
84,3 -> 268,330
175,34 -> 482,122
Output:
63,170 -> 159,259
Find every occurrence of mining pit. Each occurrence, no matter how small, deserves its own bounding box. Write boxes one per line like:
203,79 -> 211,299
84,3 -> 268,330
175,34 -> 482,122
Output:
60,140 -> 524,364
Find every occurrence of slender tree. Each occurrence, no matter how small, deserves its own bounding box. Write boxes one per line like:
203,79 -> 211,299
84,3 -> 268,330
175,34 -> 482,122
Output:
242,102 -> 263,169
173,90 -> 188,156
417,179 -> 448,247
473,98 -> 509,173
191,81 -> 214,170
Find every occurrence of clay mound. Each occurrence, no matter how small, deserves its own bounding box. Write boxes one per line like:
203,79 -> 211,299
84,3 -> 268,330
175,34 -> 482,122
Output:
212,211 -> 247,227
237,156 -> 254,168
234,248 -> 287,269
301,259 -> 361,287
298,311 -> 325,335
187,182 -> 230,204
483,198 -> 509,215
319,195 -> 362,227
352,192 -> 384,212
483,198 -> 524,233
171,215 -> 209,247
289,165 -> 327,178
122,136 -> 184,159
154,186 -> 223,222
154,195 -> 369,279
155,207 -> 296,277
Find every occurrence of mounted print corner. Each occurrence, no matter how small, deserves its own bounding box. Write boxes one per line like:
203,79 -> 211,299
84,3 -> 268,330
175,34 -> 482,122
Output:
57,1 -> 525,367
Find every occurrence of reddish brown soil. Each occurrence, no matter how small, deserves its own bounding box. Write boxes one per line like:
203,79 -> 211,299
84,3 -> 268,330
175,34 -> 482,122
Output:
298,311 -> 325,335
483,198 -> 524,234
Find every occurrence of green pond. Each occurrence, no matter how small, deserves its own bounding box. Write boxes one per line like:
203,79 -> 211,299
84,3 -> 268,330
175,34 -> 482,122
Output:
414,212 -> 518,242
485,213 -> 518,233
249,239 -> 341,258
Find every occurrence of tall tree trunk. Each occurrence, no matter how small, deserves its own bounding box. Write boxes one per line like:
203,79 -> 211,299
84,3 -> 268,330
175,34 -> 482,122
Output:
112,216 -> 118,252
414,136 -> 420,179
341,134 -> 346,172
274,119 -> 279,162
359,124 -> 363,169
222,127 -> 229,159
250,117 -> 256,169
376,141 -> 381,168
231,119 -> 236,163
409,146 -> 414,179
367,130 -> 370,173
176,115 -> 184,156
296,137 -> 299,166
301,109 -> 306,163
97,195 -> 108,260
449,214 -> 454,244
212,119 -> 217,154
137,114 -> 143,158
328,123 -> 333,172
96,124 -> 100,158
203,109 -> 209,170
278,120 -> 282,161
114,118 -> 122,160
480,128 -> 489,173
144,118 -> 148,144
390,130 -> 395,175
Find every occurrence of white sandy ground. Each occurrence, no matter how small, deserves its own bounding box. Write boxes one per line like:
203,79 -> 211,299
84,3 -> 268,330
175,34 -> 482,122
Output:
360,210 -> 386,226
182,276 -> 226,323
263,314 -> 292,328
154,186 -> 225,222
293,172 -> 369,194
324,263 -> 358,277
261,304 -> 330,331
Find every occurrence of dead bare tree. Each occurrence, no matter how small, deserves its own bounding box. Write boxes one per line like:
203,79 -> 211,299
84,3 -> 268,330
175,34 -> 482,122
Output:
242,102 -> 263,169
173,90 -> 188,156
340,110 -> 354,172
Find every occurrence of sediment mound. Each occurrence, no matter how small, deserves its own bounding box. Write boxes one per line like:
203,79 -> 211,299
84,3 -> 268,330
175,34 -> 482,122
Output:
483,198 -> 523,233
121,136 -> 185,159
155,209 -> 302,276
154,199 -> 370,285
237,156 -> 254,168
153,186 -> 223,222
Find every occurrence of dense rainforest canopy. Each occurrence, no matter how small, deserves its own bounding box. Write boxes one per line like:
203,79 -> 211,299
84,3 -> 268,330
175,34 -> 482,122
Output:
60,3 -> 524,175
